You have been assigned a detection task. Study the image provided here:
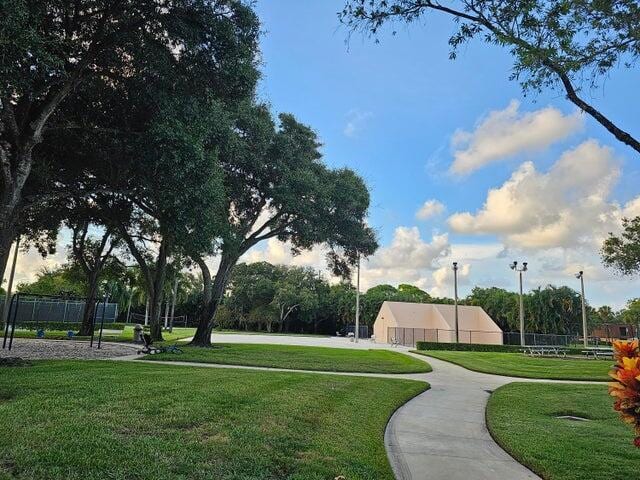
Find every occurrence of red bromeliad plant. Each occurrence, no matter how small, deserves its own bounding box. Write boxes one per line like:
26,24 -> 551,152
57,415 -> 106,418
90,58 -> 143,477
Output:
609,340 -> 640,447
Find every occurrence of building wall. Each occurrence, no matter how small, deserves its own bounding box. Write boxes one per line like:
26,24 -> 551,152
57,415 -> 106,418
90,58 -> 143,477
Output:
373,301 -> 503,345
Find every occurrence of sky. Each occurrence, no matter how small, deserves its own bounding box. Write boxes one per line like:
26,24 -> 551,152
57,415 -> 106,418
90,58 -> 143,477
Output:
5,1 -> 640,308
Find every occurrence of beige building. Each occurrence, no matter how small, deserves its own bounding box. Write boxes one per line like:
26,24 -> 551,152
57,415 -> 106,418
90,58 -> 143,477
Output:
373,301 -> 503,345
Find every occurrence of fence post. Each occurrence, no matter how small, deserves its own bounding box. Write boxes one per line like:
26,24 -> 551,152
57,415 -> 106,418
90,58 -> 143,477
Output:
436,329 -> 439,343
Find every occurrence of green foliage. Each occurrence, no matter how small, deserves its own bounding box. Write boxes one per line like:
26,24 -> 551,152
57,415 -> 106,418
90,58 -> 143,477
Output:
602,216 -> 640,276
15,321 -> 126,331
620,298 -> 640,325
466,284 -> 585,334
225,262 -> 327,333
16,265 -> 86,297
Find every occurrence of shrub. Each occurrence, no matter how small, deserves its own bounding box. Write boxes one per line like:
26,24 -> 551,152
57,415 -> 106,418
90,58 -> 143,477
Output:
609,340 -> 640,447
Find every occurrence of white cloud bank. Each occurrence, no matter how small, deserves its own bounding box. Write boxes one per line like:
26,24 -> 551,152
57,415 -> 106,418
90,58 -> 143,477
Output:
450,100 -> 583,174
448,140 -> 637,250
415,199 -> 445,220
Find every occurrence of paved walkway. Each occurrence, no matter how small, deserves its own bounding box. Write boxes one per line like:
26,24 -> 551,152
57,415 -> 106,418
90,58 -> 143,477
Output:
386,353 -> 539,480
117,334 -> 604,480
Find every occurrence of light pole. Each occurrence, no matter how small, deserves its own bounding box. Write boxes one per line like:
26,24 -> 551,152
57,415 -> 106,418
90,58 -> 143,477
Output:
453,262 -> 459,343
355,253 -> 360,343
576,271 -> 588,348
510,261 -> 528,346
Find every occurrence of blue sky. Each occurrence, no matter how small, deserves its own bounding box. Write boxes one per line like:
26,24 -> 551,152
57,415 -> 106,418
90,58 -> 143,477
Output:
248,0 -> 640,308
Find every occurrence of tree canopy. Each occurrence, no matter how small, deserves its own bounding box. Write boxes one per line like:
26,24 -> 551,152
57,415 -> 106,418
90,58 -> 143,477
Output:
602,216 -> 640,276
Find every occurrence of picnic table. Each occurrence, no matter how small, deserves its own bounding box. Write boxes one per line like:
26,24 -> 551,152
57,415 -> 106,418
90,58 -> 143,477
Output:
581,347 -> 614,360
521,345 -> 568,357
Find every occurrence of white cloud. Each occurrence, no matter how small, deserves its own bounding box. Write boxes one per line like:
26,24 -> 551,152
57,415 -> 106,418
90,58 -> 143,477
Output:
429,262 -> 470,297
361,227 -> 450,289
343,109 -> 373,137
450,100 -> 583,174
448,140 -> 628,249
239,227 -> 451,292
415,199 -> 445,220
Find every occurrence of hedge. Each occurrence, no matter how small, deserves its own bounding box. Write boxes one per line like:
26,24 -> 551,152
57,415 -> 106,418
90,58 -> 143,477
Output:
414,341 -> 521,352
15,322 -> 127,331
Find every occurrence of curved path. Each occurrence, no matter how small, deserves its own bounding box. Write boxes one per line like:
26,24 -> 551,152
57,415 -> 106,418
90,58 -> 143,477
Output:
117,334 -> 603,480
386,353 -> 539,480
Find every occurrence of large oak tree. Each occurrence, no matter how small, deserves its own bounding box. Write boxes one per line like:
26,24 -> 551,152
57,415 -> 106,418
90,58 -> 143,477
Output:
190,106 -> 378,346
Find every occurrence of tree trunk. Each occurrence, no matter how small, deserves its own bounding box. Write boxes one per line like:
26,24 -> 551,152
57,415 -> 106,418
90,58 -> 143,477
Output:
79,271 -> 100,336
191,254 -> 236,347
0,234 -> 11,290
147,240 -> 170,341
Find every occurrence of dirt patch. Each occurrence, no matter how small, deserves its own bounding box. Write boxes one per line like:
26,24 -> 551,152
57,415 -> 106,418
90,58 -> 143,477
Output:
0,339 -> 138,360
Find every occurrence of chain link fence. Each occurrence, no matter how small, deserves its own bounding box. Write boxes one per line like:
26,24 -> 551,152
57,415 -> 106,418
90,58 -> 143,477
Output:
1,295 -> 118,325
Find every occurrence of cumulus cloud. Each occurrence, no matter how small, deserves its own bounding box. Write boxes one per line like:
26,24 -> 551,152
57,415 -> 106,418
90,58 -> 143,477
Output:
343,109 -> 373,137
450,100 -> 583,175
239,227 -> 452,292
429,262 -> 471,297
361,227 -> 450,289
415,199 -> 445,220
448,140 -> 630,249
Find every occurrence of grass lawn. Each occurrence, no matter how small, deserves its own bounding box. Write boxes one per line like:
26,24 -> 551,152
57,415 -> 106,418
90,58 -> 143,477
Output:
0,361 -> 427,480
487,383 -> 640,480
8,326 -> 196,343
214,329 -> 330,338
413,350 -> 610,381
146,343 -> 432,374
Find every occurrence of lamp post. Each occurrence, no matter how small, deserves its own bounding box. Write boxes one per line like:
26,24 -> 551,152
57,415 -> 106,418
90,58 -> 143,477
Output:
576,271 -> 588,348
510,261 -> 528,346
354,253 -> 360,343
453,262 -> 459,343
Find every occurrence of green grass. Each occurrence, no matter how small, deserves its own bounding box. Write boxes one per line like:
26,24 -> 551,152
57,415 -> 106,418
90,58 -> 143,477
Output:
0,361 -> 427,480
214,329 -> 330,337
7,326 -> 196,343
146,343 -> 432,374
413,350 -> 611,381
487,383 -> 640,480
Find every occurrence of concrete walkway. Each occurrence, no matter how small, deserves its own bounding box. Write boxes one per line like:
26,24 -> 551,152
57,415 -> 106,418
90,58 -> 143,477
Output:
116,334 -> 605,480
386,353 -> 539,480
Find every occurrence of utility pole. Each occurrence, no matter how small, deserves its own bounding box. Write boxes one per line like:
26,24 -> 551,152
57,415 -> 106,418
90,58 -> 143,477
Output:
355,253 -> 360,343
576,271 -> 588,348
510,261 -> 528,346
453,262 -> 459,343
1,236 -> 20,329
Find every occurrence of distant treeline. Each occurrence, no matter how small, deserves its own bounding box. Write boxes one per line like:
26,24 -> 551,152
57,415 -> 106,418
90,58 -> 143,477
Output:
13,261 -> 640,336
